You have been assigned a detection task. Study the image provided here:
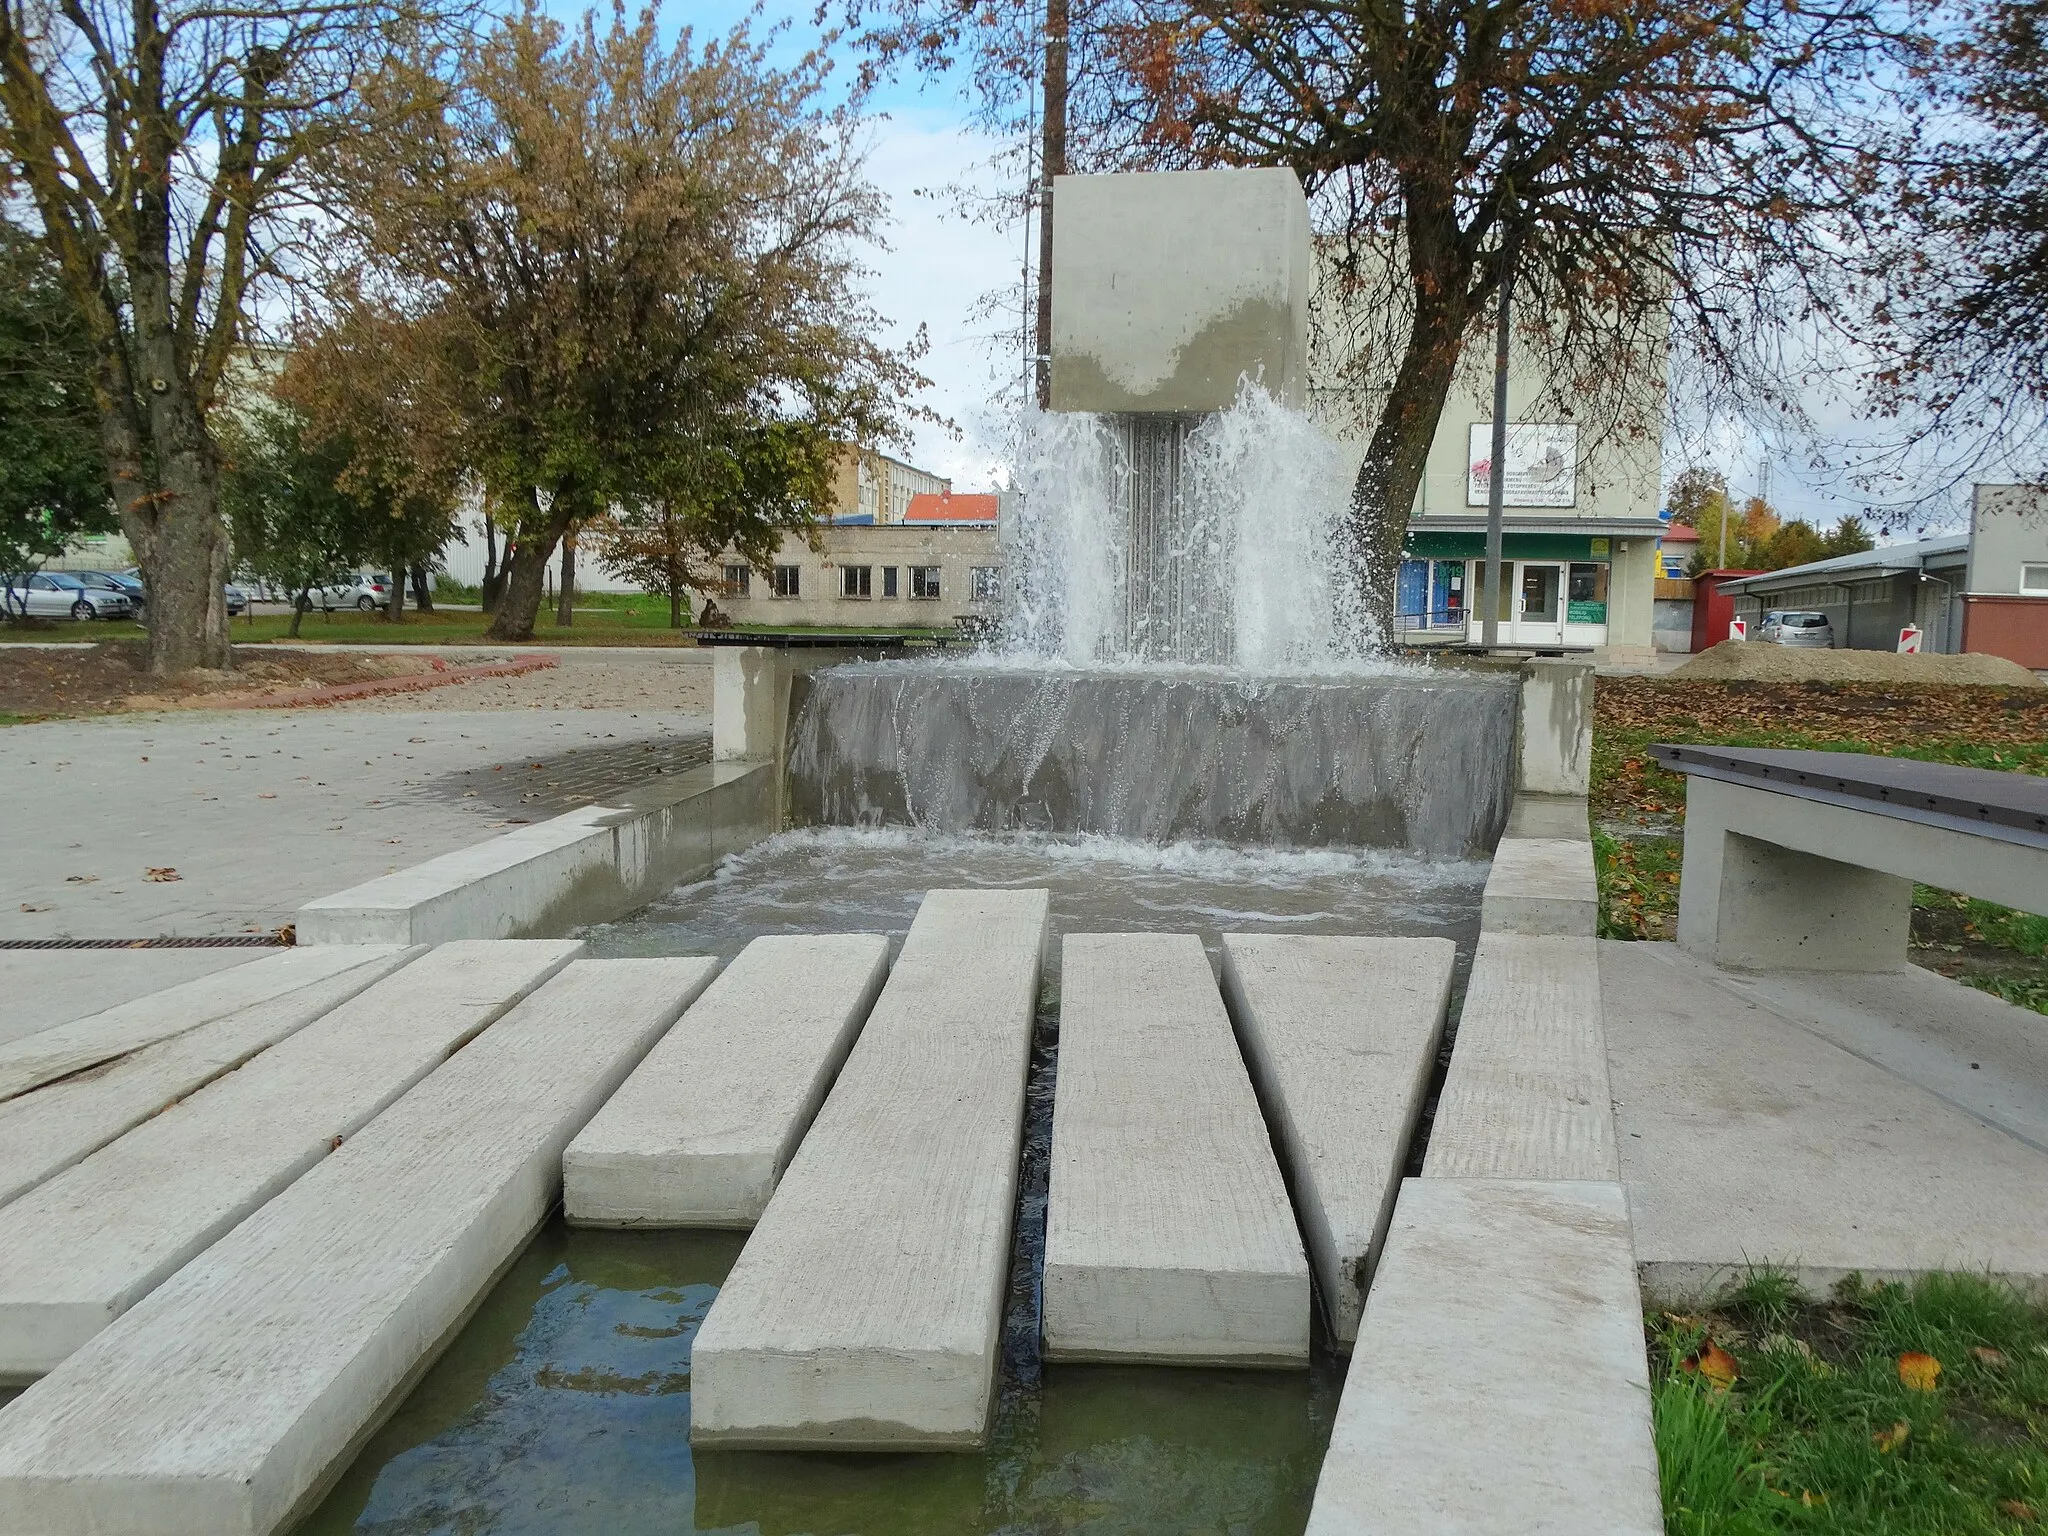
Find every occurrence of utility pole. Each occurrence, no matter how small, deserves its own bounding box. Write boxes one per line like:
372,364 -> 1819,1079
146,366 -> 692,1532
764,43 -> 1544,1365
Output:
1481,255 -> 1514,650
1035,0 -> 1069,409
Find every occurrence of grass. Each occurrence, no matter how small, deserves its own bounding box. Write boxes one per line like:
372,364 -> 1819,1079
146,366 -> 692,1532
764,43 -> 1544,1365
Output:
1650,1268 -> 2048,1533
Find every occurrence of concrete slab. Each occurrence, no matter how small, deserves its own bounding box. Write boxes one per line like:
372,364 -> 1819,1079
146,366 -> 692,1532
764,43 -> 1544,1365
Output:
1044,933 -> 1310,1366
565,934 -> 887,1227
0,944 -> 418,1102
689,887 -> 1050,1449
1219,934 -> 1454,1348
1503,792 -> 1590,841
0,946 -> 422,1210
0,957 -> 702,1536
1603,939 -> 2048,1297
0,948 -> 265,1044
1479,836 -> 1597,936
1304,1178 -> 1662,1536
296,760 -> 776,945
1423,934 -> 1617,1181
0,938 -> 581,1382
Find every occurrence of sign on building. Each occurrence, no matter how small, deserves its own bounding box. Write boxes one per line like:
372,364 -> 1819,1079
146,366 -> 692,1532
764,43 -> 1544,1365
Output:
1467,423 -> 1579,508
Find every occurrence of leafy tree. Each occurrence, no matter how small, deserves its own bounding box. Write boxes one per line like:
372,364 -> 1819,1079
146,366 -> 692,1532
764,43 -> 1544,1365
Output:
0,0 -> 452,671
0,219 -> 111,598
1759,519 -> 1826,571
1665,467 -> 1730,531
1822,515 -> 1876,557
217,404 -> 373,637
308,3 -> 926,642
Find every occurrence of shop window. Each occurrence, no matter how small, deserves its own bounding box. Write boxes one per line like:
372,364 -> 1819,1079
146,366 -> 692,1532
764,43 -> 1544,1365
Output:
2022,562 -> 2048,596
842,565 -> 872,598
1567,562 -> 1610,624
910,565 -> 942,599
721,564 -> 751,596
772,564 -> 801,598
882,566 -> 898,598
971,567 -> 1002,601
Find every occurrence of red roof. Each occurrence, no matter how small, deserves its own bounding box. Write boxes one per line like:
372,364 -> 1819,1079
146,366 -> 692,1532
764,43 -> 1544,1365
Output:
905,492 -> 998,523
1660,522 -> 1701,542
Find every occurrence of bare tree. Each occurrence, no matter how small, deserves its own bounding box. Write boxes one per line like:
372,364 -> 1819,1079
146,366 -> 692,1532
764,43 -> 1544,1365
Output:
0,0 -> 450,671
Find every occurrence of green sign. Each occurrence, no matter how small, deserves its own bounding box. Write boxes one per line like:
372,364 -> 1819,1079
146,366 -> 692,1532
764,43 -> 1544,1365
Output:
1566,600 -> 1608,625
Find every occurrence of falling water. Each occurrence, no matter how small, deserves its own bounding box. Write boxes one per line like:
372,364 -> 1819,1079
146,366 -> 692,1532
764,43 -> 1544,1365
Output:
1001,380 -> 1367,669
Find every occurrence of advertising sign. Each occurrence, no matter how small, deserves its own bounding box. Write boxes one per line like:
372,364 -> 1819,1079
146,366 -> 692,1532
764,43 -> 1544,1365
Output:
1467,423 -> 1580,508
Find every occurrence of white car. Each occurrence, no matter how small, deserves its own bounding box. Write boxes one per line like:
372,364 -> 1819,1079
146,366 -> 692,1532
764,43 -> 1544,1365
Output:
3,572 -> 136,620
302,573 -> 393,612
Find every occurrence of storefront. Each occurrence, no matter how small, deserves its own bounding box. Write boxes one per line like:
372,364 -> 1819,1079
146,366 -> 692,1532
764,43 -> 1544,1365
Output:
1396,532 -> 1624,648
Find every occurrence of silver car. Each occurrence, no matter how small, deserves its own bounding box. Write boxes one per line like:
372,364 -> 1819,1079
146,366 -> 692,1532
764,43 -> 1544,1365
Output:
3,571 -> 136,620
1759,609 -> 1834,648
303,572 -> 393,612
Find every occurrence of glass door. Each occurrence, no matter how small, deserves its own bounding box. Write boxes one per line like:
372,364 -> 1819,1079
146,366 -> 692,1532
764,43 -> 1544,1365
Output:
1515,563 -> 1565,645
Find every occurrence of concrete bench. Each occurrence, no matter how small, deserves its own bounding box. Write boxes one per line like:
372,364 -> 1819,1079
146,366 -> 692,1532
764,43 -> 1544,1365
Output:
1654,745 -> 2048,970
0,945 -> 423,1211
564,934 -> 888,1227
0,945 -> 411,1103
0,939 -> 581,1382
1304,1179 -> 1662,1536
689,888 -> 1049,1449
1043,933 -> 1309,1366
0,957 -> 707,1536
1219,933 -> 1455,1349
1423,933 -> 1617,1182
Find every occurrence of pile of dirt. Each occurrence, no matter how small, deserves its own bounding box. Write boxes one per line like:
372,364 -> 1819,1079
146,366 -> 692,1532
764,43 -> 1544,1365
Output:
1674,640 -> 2042,687
0,641 -> 442,718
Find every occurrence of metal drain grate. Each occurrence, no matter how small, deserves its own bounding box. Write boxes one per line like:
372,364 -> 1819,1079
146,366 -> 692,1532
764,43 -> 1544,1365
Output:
0,936 -> 289,950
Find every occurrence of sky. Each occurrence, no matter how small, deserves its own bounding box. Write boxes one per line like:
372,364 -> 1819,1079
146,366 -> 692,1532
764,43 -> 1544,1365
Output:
604,0 -> 1991,526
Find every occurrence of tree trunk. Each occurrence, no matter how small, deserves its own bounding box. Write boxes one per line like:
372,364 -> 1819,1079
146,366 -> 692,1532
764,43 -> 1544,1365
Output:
289,590 -> 309,638
1036,0 -> 1069,409
555,527 -> 576,627
385,552 -> 405,621
481,519 -> 503,612
410,564 -> 434,611
668,553 -> 684,628
1342,285 -> 1472,645
485,489 -> 574,642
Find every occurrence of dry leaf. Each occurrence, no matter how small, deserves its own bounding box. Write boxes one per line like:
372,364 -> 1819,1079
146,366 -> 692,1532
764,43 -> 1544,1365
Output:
1971,1346 -> 2009,1368
1761,1333 -> 1814,1360
1801,1491 -> 1828,1508
18,903 -> 48,913
1897,1352 -> 1942,1392
64,874 -> 97,884
143,867 -> 181,883
1873,1420 -> 1910,1454
1999,1499 -> 2037,1523
1683,1341 -> 1740,1390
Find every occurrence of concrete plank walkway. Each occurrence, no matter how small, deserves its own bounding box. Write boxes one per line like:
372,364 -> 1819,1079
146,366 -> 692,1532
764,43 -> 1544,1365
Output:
0,945 -> 422,1209
0,939 -> 580,1381
0,948 -> 263,1043
0,957 -> 702,1536
565,934 -> 888,1227
1044,933 -> 1309,1366
1219,933 -> 1454,1348
1305,1178 -> 1662,1536
1423,933 -> 1617,1181
689,888 -> 1049,1449
0,944 -> 409,1102
1603,939 -> 2048,1296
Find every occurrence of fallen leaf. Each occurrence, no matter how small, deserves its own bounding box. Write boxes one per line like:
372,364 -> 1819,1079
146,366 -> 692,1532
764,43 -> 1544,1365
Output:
1971,1346 -> 2009,1368
1801,1490 -> 1828,1508
143,867 -> 181,882
18,903 -> 49,913
1999,1498 -> 2037,1522
258,792 -> 276,799
1762,1333 -> 1815,1360
1898,1352 -> 1942,1392
1683,1341 -> 1741,1390
64,874 -> 97,884
1873,1420 -> 1910,1454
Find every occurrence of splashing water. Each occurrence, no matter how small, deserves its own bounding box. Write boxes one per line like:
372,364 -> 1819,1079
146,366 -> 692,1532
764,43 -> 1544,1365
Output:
1001,380 -> 1370,669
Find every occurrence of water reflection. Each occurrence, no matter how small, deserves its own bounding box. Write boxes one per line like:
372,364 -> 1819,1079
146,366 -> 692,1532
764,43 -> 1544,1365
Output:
298,1224 -> 1338,1536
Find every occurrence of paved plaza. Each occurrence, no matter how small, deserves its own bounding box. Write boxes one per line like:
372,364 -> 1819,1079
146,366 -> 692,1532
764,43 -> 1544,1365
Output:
0,651 -> 712,948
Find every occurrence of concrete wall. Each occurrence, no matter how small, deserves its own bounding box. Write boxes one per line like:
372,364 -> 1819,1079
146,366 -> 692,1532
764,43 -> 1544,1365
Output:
1652,597 -> 1694,652
1969,484 -> 2048,596
1050,169 -> 1311,412
711,525 -> 1001,628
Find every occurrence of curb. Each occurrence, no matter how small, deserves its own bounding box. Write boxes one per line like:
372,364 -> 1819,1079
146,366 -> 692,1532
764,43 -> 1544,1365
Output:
210,655 -> 561,711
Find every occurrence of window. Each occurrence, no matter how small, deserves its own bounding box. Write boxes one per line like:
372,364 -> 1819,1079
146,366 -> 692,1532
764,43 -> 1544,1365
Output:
1566,562 -> 1609,625
971,566 -> 1002,601
842,565 -> 872,598
882,566 -> 898,598
772,564 -> 801,598
721,564 -> 751,596
910,565 -> 942,600
2022,562 -> 2048,596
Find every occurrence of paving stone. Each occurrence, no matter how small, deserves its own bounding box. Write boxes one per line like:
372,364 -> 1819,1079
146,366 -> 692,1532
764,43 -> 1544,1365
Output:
0,957 -> 703,1536
1304,1178 -> 1662,1535
0,938 -> 581,1381
688,888 -> 1049,1449
565,934 -> 888,1227
1220,933 -> 1455,1348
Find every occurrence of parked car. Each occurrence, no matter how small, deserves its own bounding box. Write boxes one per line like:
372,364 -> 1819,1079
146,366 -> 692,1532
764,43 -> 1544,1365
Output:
1758,610 -> 1834,648
74,570 -> 145,609
301,573 -> 392,612
223,582 -> 248,616
3,571 -> 136,620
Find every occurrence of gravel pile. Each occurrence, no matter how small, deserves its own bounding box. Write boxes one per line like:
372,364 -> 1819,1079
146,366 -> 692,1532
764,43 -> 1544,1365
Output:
1673,641 -> 2042,687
